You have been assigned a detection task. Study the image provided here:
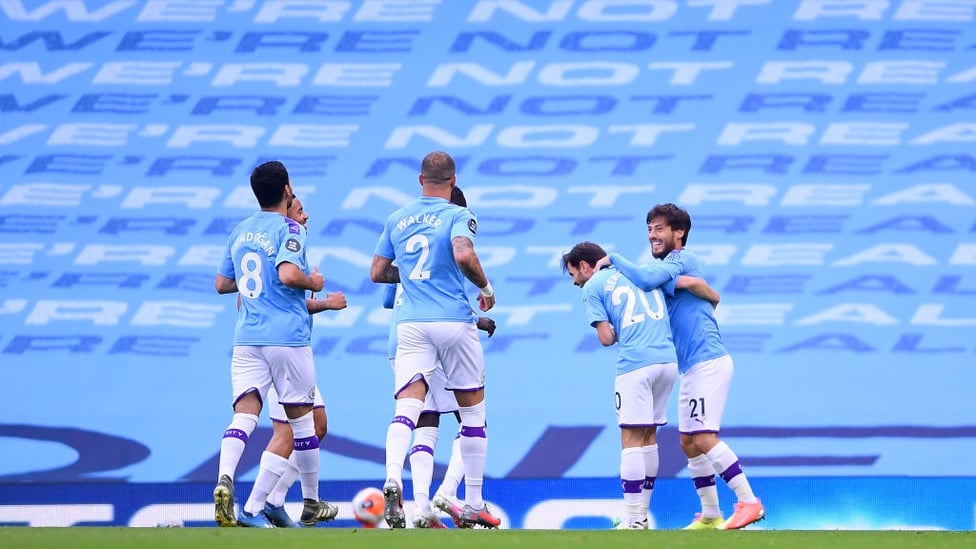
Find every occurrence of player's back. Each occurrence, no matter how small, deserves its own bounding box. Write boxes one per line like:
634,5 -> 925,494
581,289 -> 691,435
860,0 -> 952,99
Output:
380,196 -> 476,324
666,249 -> 727,371
585,267 -> 676,374
223,211 -> 310,346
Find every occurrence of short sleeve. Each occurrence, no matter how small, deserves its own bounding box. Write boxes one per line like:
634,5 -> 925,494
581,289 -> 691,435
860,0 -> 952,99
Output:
276,218 -> 307,270
374,216 -> 395,259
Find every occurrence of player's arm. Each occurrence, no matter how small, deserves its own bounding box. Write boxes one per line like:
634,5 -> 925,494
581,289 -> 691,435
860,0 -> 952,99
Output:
602,252 -> 683,291
306,291 -> 348,315
215,274 -> 238,294
370,255 -> 400,284
279,262 -> 324,292
594,321 -> 616,347
215,245 -> 238,294
453,235 -> 494,311
676,276 -> 720,308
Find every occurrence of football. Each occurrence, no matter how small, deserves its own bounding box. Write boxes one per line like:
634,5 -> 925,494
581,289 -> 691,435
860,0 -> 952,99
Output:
352,487 -> 385,527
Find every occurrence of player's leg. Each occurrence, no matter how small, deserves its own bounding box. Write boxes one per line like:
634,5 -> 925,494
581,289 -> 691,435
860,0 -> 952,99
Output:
442,322 -> 499,529
272,346 -> 338,527
259,418 -> 299,527
413,364 -> 457,528
617,427 -> 648,529
432,413 -> 467,526
614,367 -> 654,530
263,391 -> 325,527
239,349 -> 313,528
386,323 -> 436,528
678,363 -> 724,530
410,412 -> 446,528
215,346 -> 269,527
237,385 -> 297,527
643,362 -> 675,521
640,427 -> 658,523
690,356 -> 763,529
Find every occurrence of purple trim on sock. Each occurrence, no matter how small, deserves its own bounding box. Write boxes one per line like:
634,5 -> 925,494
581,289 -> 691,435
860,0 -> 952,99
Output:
270,418 -> 289,424
721,461 -> 743,483
460,425 -> 486,438
293,435 -> 319,451
223,428 -> 248,443
621,479 -> 644,493
693,475 -> 717,489
392,415 -> 416,430
454,432 -> 461,440
410,444 -> 434,456
643,476 -> 656,490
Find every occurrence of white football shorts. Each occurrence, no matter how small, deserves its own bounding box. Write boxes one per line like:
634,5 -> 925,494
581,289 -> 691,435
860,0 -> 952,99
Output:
387,357 -> 459,414
615,361 -> 677,427
677,354 -> 733,435
394,321 -> 485,397
230,345 -> 316,409
267,384 -> 325,423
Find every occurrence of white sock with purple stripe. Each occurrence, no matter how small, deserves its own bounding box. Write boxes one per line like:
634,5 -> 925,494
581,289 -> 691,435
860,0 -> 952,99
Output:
459,401 -> 487,509
688,453 -> 721,518
289,411 -> 320,501
707,441 -> 758,504
409,426 -> 438,513
218,413 -> 258,480
385,397 -> 423,486
641,444 -> 659,515
620,447 -> 644,519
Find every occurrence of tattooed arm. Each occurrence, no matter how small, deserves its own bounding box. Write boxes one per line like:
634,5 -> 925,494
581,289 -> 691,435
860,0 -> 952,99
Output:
453,235 -> 494,311
370,255 -> 400,284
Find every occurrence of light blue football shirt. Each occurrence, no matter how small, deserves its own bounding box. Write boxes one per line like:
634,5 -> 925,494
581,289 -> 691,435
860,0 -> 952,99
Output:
609,250 -> 728,374
374,196 -> 478,324
581,264 -> 680,375
218,211 -> 311,346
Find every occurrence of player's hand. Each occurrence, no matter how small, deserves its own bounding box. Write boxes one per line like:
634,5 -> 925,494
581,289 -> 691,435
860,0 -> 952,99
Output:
594,255 -> 612,270
309,266 -> 325,293
325,291 -> 347,311
477,316 -> 496,338
478,292 -> 495,312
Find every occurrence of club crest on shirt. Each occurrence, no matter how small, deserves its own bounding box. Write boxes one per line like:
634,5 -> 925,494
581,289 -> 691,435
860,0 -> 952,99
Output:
285,238 -> 301,252
468,218 -> 477,234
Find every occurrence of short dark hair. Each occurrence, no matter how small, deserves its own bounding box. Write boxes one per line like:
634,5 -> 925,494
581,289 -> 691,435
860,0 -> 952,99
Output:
561,241 -> 607,273
647,203 -> 691,246
421,150 -> 456,182
250,160 -> 289,208
450,186 -> 467,207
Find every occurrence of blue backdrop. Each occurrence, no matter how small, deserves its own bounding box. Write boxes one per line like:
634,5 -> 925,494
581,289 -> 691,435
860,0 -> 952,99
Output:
1,0 -> 975,528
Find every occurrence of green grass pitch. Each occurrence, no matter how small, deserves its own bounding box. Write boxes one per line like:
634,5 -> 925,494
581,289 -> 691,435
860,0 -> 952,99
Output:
2,528 -> 974,549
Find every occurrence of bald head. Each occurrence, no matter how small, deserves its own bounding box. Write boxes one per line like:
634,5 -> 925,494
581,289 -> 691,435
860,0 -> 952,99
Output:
421,150 -> 456,183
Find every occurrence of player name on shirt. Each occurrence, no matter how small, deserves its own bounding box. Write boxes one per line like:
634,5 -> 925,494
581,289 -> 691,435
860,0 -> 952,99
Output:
602,271 -> 623,293
396,213 -> 443,231
231,231 -> 276,256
